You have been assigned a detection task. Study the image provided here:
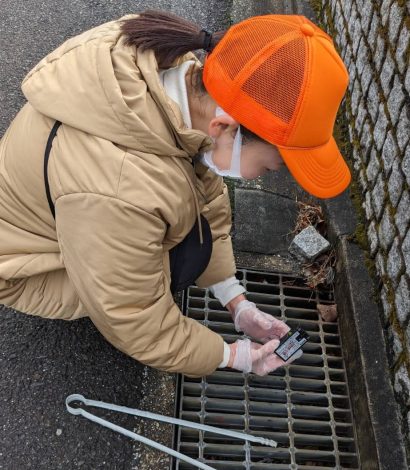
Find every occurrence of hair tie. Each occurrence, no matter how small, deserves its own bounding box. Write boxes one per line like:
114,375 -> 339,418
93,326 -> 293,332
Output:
201,29 -> 213,53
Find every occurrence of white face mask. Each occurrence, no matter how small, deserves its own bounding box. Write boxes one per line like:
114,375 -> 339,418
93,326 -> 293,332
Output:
200,107 -> 243,179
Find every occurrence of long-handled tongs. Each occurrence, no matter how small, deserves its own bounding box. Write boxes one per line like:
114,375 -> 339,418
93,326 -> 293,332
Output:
66,394 -> 277,470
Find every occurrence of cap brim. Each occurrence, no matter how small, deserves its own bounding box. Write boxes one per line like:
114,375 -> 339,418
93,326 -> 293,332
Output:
278,137 -> 351,198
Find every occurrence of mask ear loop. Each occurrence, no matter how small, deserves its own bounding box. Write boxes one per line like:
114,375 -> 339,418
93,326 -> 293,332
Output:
228,125 -> 242,178
214,107 -> 242,178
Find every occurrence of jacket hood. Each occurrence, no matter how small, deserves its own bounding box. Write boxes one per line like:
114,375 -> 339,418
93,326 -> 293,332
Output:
21,16 -> 212,158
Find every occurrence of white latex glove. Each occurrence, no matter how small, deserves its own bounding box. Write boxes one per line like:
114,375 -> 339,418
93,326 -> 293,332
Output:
233,300 -> 290,343
229,338 -> 302,376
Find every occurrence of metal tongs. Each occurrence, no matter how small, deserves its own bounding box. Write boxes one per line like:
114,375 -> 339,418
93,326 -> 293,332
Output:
66,394 -> 277,470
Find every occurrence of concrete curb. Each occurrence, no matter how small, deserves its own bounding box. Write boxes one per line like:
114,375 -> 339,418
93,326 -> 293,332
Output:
231,0 -> 317,22
324,195 -> 408,469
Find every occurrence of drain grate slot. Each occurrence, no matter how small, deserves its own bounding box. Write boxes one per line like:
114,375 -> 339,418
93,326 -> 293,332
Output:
174,269 -> 360,469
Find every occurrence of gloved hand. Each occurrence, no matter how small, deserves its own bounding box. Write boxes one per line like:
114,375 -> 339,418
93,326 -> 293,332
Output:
233,300 -> 290,343
228,338 -> 302,376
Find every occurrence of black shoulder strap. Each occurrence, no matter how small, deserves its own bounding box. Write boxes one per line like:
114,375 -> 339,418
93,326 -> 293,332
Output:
44,121 -> 62,220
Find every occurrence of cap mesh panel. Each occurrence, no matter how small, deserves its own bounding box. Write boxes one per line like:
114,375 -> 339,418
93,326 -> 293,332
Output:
215,21 -> 296,79
241,37 -> 306,123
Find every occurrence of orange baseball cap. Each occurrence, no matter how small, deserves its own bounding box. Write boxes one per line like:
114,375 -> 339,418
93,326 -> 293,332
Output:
203,15 -> 351,198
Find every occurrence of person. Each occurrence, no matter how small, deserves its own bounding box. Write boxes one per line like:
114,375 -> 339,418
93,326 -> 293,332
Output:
0,11 -> 350,377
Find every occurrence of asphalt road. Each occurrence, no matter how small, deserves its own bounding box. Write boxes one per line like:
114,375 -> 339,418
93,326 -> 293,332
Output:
0,0 -> 233,135
0,1 -> 232,468
0,1 -> 316,468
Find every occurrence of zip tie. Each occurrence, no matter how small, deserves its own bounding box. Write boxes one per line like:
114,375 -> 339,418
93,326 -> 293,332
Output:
66,394 -> 277,448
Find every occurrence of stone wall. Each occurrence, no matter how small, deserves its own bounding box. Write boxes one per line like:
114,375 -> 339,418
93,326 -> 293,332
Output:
313,0 -> 410,454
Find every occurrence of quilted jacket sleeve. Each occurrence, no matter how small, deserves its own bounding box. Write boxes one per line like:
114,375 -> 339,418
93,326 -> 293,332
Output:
55,192 -> 224,377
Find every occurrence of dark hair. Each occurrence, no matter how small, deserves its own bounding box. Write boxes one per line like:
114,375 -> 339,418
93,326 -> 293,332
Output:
121,10 -> 224,68
121,10 -> 264,145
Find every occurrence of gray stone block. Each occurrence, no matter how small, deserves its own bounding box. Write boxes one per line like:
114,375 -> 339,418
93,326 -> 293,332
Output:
348,60 -> 357,85
351,18 -> 362,56
359,168 -> 368,191
388,1 -> 404,44
365,191 -> 374,219
395,276 -> 410,325
368,12 -> 380,47
336,6 -> 345,31
388,159 -> 404,207
396,105 -> 410,152
331,0 -> 340,18
387,75 -> 406,127
351,78 -> 361,112
288,225 -> 330,262
380,285 -> 392,324
405,63 -> 410,95
367,220 -> 379,256
394,365 -> 410,398
355,37 -> 369,76
343,43 -> 355,67
395,190 -> 410,237
380,0 -> 393,27
342,0 -> 354,15
360,62 -> 373,96
347,2 -> 359,43
338,28 -> 348,50
338,19 -> 347,45
354,155 -> 362,174
386,325 -> 404,367
367,81 -> 380,123
373,103 -> 389,151
372,173 -> 386,220
381,130 -> 398,175
360,0 -> 374,33
402,145 -> 410,185
387,237 -> 404,287
234,189 -> 298,255
343,45 -> 353,70
391,327 -> 403,364
366,149 -> 381,186
378,207 -> 396,251
355,100 -> 368,133
359,119 -> 373,160
396,24 -> 410,75
380,50 -> 396,97
403,229 -> 410,277
376,250 -> 386,277
374,35 -> 387,73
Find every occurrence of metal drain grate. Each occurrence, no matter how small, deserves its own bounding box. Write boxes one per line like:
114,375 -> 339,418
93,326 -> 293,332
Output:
173,268 -> 360,469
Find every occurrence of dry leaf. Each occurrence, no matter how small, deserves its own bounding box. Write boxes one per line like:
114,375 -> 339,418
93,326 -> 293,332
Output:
317,303 -> 338,322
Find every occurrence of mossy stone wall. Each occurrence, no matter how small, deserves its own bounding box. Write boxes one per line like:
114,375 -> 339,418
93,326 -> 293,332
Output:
313,0 -> 410,455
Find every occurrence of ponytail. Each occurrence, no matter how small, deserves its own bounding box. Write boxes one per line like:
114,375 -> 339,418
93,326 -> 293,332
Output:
121,10 -> 264,145
120,10 -> 225,68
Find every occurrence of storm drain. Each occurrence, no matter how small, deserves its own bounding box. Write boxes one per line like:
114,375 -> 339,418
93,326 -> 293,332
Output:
173,268 -> 360,469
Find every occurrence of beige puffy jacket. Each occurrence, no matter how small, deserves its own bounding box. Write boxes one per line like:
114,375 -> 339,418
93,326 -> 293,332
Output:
0,16 -> 237,377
